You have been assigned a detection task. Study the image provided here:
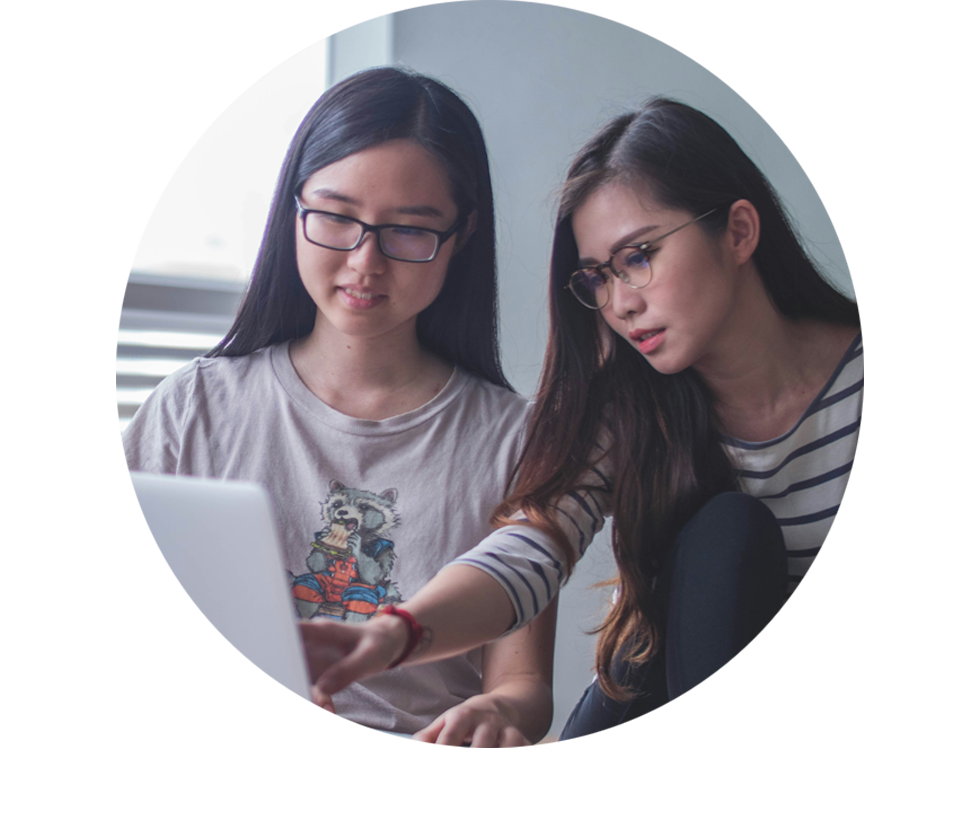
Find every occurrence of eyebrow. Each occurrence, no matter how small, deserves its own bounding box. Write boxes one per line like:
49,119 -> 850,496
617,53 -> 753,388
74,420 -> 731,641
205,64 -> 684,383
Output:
577,225 -> 661,265
306,187 -> 447,219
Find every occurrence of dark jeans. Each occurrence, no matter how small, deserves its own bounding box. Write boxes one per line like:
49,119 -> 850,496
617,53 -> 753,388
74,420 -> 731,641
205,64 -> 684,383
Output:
560,492 -> 787,740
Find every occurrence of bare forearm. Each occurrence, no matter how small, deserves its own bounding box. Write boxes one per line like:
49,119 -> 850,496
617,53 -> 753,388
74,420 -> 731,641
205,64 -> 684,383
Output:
399,564 -> 517,665
479,597 -> 557,743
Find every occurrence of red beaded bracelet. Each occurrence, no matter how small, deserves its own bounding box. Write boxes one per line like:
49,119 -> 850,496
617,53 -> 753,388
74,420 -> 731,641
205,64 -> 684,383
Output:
380,605 -> 424,669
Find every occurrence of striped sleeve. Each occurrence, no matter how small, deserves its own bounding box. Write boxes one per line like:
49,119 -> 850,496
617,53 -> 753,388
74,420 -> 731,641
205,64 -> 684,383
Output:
451,456 -> 612,632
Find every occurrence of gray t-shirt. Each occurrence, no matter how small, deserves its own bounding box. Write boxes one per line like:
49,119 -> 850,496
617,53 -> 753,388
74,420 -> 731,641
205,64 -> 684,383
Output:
124,342 -> 529,733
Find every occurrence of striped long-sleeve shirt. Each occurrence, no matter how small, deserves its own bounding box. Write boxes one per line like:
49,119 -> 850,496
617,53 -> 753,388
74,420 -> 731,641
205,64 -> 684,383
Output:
452,334 -> 864,630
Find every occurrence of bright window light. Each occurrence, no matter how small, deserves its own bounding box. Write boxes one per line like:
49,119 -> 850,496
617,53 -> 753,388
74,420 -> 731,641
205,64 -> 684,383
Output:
130,41 -> 327,282
116,387 -> 157,406
117,329 -> 224,350
116,358 -> 191,378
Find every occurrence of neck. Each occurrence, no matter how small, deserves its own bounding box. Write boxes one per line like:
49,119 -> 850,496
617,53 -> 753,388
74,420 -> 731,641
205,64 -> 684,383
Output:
692,266 -> 842,440
289,314 -> 453,420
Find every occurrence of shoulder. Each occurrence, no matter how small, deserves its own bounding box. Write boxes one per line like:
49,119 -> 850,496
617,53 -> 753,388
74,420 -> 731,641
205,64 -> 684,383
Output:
810,322 -> 862,378
452,370 -> 531,438
789,321 -> 861,407
123,346 -> 279,472
178,346 -> 279,398
823,328 -> 863,395
459,371 -> 530,413
134,347 -> 277,428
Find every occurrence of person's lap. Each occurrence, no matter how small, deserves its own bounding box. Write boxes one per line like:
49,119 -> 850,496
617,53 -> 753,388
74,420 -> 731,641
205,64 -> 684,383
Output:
561,492 -> 787,740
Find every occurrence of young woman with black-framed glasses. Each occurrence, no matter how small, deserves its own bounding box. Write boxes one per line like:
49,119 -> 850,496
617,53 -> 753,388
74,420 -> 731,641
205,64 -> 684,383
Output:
125,67 -> 556,746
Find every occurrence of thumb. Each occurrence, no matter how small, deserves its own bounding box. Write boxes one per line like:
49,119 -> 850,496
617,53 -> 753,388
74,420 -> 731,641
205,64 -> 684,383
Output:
311,684 -> 337,712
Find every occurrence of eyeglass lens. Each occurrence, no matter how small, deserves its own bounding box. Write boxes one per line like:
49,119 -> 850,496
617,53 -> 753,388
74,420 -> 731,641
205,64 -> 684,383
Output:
304,212 -> 441,261
570,247 -> 652,308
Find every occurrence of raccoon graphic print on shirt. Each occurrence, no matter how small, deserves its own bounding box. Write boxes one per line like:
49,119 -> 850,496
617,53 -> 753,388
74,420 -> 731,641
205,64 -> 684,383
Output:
291,480 -> 403,622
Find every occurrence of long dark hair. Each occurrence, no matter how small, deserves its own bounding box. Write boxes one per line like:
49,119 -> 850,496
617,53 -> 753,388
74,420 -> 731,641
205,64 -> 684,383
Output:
494,97 -> 859,699
209,66 -> 511,390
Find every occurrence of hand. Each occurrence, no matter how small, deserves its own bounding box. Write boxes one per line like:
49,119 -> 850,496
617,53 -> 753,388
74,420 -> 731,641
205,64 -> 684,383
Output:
413,694 -> 531,747
299,615 -> 409,707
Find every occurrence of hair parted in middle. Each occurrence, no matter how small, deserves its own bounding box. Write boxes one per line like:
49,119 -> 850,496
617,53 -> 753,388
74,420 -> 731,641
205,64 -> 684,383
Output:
210,66 -> 511,391
493,97 -> 859,701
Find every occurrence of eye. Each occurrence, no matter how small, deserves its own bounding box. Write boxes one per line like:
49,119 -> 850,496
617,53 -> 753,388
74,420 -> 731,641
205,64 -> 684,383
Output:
581,268 -> 609,287
389,226 -> 430,238
621,246 -> 654,270
320,212 -> 356,225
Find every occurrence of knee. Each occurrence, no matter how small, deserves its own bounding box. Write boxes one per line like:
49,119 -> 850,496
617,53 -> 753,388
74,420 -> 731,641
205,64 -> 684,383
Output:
674,492 -> 785,573
696,491 -> 779,537
667,493 -> 788,646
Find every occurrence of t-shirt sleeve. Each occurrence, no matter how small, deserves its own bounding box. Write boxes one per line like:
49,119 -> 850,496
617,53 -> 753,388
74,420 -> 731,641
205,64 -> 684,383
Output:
451,449 -> 613,631
122,361 -> 199,475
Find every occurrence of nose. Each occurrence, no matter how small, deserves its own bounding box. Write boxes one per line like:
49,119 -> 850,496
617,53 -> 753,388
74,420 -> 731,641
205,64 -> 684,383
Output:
346,230 -> 387,275
605,275 -> 644,320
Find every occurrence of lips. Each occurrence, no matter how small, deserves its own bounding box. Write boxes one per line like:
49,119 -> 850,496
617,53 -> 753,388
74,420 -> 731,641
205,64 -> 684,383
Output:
629,327 -> 665,355
337,285 -> 386,309
341,286 -> 381,300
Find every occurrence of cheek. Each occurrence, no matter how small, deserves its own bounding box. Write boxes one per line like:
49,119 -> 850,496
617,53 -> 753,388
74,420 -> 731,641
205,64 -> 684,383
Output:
295,223 -> 338,286
295,221 -> 313,277
599,306 -> 629,339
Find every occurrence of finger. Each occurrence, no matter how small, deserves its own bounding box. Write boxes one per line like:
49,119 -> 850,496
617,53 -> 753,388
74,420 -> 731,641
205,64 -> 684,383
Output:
498,727 -> 530,747
412,716 -> 446,744
298,620 -> 355,680
310,684 -> 336,712
314,635 -> 389,694
469,721 -> 503,748
435,714 -> 475,747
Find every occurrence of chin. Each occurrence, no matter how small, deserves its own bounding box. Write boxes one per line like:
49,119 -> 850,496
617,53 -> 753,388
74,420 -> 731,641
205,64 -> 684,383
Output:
639,349 -> 693,376
647,360 -> 687,376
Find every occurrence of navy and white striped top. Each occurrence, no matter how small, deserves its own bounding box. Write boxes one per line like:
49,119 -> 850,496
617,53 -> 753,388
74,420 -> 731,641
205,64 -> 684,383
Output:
452,334 -> 863,631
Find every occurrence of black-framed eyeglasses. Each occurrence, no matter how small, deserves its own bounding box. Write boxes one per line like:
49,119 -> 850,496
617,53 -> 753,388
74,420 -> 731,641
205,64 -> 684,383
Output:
294,196 -> 466,263
566,208 -> 719,309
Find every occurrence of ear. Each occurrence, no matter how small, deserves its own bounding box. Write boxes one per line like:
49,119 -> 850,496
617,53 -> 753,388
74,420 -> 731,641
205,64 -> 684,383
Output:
725,199 -> 760,265
451,211 -> 479,256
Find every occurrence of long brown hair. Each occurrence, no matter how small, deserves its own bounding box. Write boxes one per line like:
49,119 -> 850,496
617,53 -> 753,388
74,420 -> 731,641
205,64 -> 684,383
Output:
494,98 -> 859,700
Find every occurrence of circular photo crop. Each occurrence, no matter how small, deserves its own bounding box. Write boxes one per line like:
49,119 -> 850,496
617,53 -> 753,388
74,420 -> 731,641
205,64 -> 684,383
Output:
119,0 -> 861,745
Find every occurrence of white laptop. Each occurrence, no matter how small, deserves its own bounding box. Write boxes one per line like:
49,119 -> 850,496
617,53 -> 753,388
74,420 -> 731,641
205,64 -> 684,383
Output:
130,471 -> 311,700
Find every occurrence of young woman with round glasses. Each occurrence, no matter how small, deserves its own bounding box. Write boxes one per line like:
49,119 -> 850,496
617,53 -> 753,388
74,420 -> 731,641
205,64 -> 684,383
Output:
301,96 -> 862,740
125,67 -> 556,746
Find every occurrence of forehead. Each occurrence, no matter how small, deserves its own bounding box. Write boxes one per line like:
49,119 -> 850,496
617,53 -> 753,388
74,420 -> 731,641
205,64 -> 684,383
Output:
571,182 -> 674,257
300,139 -> 456,214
